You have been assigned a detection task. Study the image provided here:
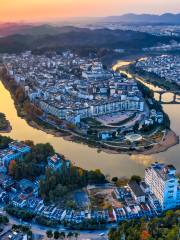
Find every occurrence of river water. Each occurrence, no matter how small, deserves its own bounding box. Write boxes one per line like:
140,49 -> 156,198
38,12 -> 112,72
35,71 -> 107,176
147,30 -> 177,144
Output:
0,61 -> 179,177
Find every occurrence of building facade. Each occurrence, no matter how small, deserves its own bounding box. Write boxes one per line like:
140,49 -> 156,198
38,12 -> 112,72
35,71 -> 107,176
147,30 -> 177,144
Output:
145,162 -> 180,210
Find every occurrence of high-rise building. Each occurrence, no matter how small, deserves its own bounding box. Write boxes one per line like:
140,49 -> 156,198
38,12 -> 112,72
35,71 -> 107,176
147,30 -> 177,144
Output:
145,162 -> 180,210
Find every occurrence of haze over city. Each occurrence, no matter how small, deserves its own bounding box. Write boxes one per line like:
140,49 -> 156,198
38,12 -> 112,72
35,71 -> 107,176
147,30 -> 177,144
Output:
0,0 -> 180,22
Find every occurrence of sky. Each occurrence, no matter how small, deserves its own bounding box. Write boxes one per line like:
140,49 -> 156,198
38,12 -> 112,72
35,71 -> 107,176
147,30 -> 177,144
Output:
0,0 -> 180,22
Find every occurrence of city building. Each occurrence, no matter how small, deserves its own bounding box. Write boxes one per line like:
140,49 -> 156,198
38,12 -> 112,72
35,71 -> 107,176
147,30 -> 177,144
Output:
145,162 -> 180,210
128,180 -> 146,203
0,141 -> 31,168
48,154 -> 70,171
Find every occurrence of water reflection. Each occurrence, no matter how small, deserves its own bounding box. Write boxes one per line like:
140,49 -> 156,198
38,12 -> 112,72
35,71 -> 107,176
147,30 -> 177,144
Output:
0,62 -> 179,177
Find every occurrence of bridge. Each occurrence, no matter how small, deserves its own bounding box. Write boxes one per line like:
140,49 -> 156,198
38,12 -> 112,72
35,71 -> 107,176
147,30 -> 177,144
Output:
153,90 -> 180,104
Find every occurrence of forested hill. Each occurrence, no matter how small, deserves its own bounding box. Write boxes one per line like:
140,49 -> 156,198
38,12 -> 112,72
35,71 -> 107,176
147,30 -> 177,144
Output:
0,25 -> 178,54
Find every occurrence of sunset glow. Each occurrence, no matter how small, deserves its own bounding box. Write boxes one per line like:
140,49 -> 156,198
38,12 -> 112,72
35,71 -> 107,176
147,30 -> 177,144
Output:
0,0 -> 180,22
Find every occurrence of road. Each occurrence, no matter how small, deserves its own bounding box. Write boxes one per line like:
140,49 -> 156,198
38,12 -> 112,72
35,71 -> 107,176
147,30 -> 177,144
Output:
0,208 -> 108,239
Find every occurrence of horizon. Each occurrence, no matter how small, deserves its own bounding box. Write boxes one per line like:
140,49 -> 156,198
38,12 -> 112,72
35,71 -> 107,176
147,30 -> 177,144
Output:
0,0 -> 180,22
0,12 -> 180,25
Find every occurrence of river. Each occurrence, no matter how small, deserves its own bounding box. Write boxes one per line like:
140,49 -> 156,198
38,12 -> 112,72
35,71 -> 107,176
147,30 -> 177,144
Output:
0,61 -> 179,177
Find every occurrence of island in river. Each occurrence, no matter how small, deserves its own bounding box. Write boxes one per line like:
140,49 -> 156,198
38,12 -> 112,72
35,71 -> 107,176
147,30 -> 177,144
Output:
0,52 -> 178,156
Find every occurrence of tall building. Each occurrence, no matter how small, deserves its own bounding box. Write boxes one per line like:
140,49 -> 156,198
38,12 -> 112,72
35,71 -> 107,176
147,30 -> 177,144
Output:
145,162 -> 180,210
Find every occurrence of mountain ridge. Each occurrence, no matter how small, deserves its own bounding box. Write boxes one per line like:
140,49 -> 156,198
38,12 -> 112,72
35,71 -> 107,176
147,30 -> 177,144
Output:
0,27 -> 178,54
102,13 -> 180,23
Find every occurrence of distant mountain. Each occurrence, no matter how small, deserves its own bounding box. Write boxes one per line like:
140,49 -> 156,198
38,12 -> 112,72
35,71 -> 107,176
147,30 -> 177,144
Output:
0,26 -> 177,53
0,13 -> 179,38
0,23 -> 33,37
17,25 -> 87,36
0,23 -> 85,37
103,13 -> 180,24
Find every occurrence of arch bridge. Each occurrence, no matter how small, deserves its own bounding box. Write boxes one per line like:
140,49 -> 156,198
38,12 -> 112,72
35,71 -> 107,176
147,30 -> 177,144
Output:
153,90 -> 180,104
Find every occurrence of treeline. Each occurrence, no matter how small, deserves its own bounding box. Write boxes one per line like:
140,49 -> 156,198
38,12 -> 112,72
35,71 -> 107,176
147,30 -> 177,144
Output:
5,205 -> 35,221
128,64 -> 180,91
35,215 -> 58,227
64,218 -> 106,230
6,137 -> 106,202
0,135 -> 12,149
39,167 -> 106,202
33,46 -> 112,58
0,68 -> 43,120
108,210 -> 180,240
0,214 -> 9,233
9,142 -> 55,180
0,112 -> 9,131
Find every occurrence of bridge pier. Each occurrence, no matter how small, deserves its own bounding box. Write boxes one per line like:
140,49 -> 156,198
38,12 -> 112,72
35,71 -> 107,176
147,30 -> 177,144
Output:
154,90 -> 180,104
173,93 -> 176,102
159,93 -> 162,102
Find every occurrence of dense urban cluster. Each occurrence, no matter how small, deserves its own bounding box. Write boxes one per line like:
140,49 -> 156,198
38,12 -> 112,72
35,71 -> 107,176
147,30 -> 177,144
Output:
0,51 -> 169,153
136,55 -> 180,86
0,138 -> 179,230
2,51 -> 145,125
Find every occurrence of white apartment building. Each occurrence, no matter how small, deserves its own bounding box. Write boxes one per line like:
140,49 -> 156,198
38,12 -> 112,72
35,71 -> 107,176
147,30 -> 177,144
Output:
38,99 -> 144,121
145,162 -> 180,210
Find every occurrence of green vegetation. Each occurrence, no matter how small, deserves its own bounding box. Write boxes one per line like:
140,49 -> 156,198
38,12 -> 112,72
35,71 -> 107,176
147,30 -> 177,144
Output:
108,210 -> 180,240
46,230 -> 79,240
111,177 -> 129,187
130,175 -> 142,183
0,27 -> 174,54
5,205 -> 35,221
0,68 -> 43,121
46,230 -> 53,239
35,216 -> 58,227
12,224 -> 32,239
39,166 -> 106,203
9,142 -> 55,180
0,112 -> 10,131
128,64 -> 180,91
0,215 -> 9,224
0,135 -> 12,149
0,215 -> 9,233
64,218 -> 106,230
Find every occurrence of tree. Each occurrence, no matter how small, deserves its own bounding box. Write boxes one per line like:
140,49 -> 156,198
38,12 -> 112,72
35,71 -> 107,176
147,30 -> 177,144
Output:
130,175 -> 141,183
74,232 -> 79,240
15,86 -> 27,105
66,200 -> 77,209
0,136 -> 12,149
54,231 -> 60,239
59,232 -> 65,239
8,160 -> 17,177
46,230 -> 53,239
67,232 -> 73,239
111,177 -> 118,183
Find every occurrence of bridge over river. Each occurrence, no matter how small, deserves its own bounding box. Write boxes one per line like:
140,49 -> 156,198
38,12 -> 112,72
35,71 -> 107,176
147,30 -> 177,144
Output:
154,90 -> 180,104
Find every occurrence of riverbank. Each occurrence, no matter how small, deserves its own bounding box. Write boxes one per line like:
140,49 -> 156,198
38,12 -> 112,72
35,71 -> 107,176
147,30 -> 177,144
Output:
15,116 -> 180,156
99,129 -> 179,155
0,66 -> 179,156
0,123 -> 12,133
0,113 -> 12,133
128,64 -> 180,92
